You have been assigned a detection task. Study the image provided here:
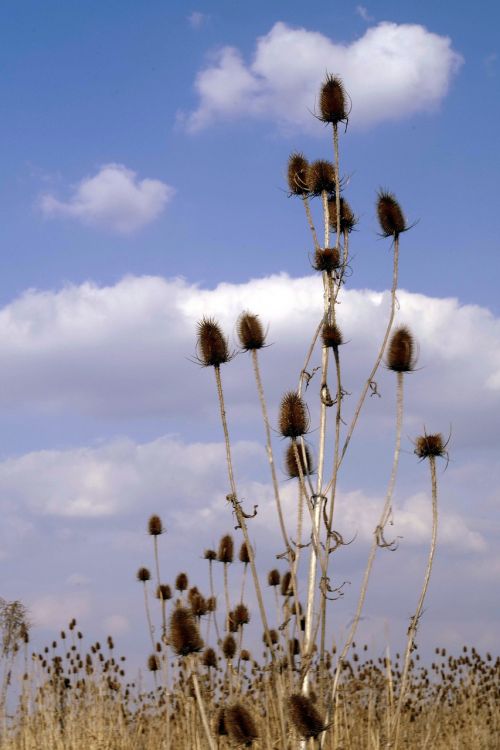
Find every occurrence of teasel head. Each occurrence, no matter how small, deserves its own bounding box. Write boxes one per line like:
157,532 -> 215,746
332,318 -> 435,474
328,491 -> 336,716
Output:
287,152 -> 310,196
313,247 -> 341,273
156,584 -> 172,601
206,596 -> 217,612
377,190 -> 408,238
280,571 -> 293,597
204,548 -> 217,561
238,542 -> 251,564
217,534 -> 234,564
147,514 -> 164,536
267,569 -> 281,587
202,647 -> 217,669
319,74 -> 348,125
414,432 -> 448,460
285,441 -> 314,478
234,603 -> 250,627
263,629 -> 279,647
189,591 -> 208,618
278,392 -> 309,439
147,654 -> 160,672
387,326 -> 416,372
222,634 -> 237,660
237,312 -> 266,351
328,196 -> 357,233
322,322 -> 344,349
169,606 -> 204,656
240,648 -> 251,662
225,703 -> 259,745
175,572 -> 188,592
216,707 -> 228,736
136,567 -> 151,583
196,317 -> 231,367
307,160 -> 336,196
288,693 -> 325,738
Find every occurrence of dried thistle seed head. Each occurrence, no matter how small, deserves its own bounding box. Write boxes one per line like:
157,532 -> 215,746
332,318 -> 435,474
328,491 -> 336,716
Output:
225,703 -> 259,745
202,647 -> 217,669
222,635 -> 237,660
240,648 -> 251,662
217,534 -> 234,564
228,611 -> 238,633
206,596 -> 217,612
234,603 -> 250,626
196,317 -> 230,367
267,569 -> 281,587
280,570 -> 293,597
322,322 -> 344,348
289,638 -> 300,657
313,247 -> 341,272
319,74 -> 348,125
147,514 -> 163,536
237,312 -> 266,351
156,584 -> 172,601
278,392 -> 309,439
169,606 -> 204,656
285,442 -> 314,478
136,567 -> 151,583
147,654 -> 160,672
204,548 -> 217,561
328,196 -> 356,233
190,592 -> 208,618
287,152 -> 310,196
263,629 -> 279,647
175,572 -> 188,592
288,693 -> 325,738
216,707 -> 228,736
307,160 -> 336,196
238,542 -> 251,564
387,326 -> 416,372
377,190 -> 407,237
414,433 -> 446,459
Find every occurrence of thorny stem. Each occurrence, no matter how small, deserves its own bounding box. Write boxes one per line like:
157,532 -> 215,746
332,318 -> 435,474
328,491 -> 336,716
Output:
152,537 -> 166,640
190,657 -> 217,750
298,319 -> 323,397
333,123 -> 341,251
303,196 -> 320,251
223,563 -> 231,632
392,454 -> 438,750
142,582 -> 156,654
207,559 -> 221,645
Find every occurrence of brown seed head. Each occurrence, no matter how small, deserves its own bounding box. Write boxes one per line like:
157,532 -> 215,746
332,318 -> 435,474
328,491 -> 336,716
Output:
313,247 -> 341,273
175,572 -> 188,592
267,569 -> 281,587
234,603 -> 250,626
169,606 -> 204,656
202,647 -> 217,669
328,196 -> 356,233
377,190 -> 407,238
147,654 -> 160,672
148,514 -> 164,536
322,322 -> 343,348
307,160 -> 336,196
217,534 -> 234,564
196,317 -> 230,367
288,693 -> 325,738
285,442 -> 314,478
136,567 -> 151,583
319,74 -> 348,125
225,703 -> 259,745
204,549 -> 217,561
415,433 -> 446,459
387,326 -> 416,372
156,584 -> 172,601
222,634 -> 237,660
237,312 -> 266,351
216,707 -> 228,736
263,629 -> 279,647
206,596 -> 217,612
279,392 -> 309,439
238,542 -> 251,564
189,591 -> 208,618
289,638 -> 300,657
280,570 -> 293,597
240,648 -> 251,662
287,152 -> 310,196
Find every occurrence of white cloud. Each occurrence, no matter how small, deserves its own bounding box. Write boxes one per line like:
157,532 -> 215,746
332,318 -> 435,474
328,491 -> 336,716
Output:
31,592 -> 91,629
356,5 -> 374,22
188,11 -> 208,29
39,163 -> 174,233
186,21 -> 463,132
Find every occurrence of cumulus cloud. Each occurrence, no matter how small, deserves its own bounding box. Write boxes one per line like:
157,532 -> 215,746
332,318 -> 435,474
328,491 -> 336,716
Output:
186,21 -> 463,132
39,163 -> 174,233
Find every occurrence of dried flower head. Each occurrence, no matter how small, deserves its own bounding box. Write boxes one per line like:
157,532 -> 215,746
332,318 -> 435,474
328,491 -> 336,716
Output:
288,693 -> 325,738
222,634 -> 237,660
175,572 -> 188,592
322,322 -> 343,348
307,160 -> 336,196
377,190 -> 407,238
280,570 -> 293,597
319,74 -> 348,125
238,542 -> 251,564
414,433 -> 447,460
328,196 -> 356,233
147,654 -> 160,672
240,648 -> 251,662
263,629 -> 279,647
216,707 -> 228,736
217,534 -> 234,564
196,317 -> 231,367
189,592 -> 208,618
156,584 -> 172,601
285,442 -> 314,478
136,567 -> 151,583
237,312 -> 266,351
267,569 -> 281,587
225,703 -> 259,745
204,549 -> 217,561
313,247 -> 341,273
287,152 -> 310,196
234,603 -> 250,626
279,392 -> 309,439
202,647 -> 217,669
147,514 -> 164,536
387,326 -> 416,372
169,606 -> 204,656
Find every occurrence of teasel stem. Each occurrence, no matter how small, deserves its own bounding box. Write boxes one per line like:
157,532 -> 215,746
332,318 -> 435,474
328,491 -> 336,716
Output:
298,319 -> 323,397
213,365 -> 275,663
190,656 -> 217,750
223,562 -> 231,632
240,562 -> 248,604
142,581 -> 156,653
393,454 -> 438,749
320,370 -> 405,749
303,196 -> 320,251
333,123 -> 341,250
151,536 -> 166,640
207,557 -> 221,645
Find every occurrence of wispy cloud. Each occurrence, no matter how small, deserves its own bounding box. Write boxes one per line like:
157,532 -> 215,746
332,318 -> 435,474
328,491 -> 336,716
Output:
188,11 -> 208,29
356,5 -> 374,22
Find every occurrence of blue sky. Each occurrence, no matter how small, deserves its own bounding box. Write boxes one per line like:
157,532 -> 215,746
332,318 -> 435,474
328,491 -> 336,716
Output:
1,1 -> 499,669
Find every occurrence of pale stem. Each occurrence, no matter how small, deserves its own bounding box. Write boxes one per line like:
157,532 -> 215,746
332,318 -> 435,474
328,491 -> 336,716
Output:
303,196 -> 320,251
223,563 -> 231,632
333,123 -> 341,250
153,537 -> 166,640
190,657 -> 217,750
143,582 -> 156,653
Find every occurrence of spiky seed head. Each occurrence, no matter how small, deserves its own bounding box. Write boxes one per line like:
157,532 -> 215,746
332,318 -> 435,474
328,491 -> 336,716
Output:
377,191 -> 407,238
190,592 -> 208,618
156,584 -> 172,601
288,693 -> 325,738
267,569 -> 281,587
136,567 -> 151,583
322,322 -> 343,348
287,152 -> 310,196
285,442 -> 314,478
217,534 -> 234,564
328,196 -> 356,233
289,638 -> 300,657
387,326 -> 416,372
263,629 -> 279,647
238,542 -> 251,564
216,708 -> 228,736
202,647 -> 217,669
237,312 -> 266,351
206,596 -> 217,612
175,572 -> 188,592
279,392 -> 309,439
280,570 -> 293,597
319,74 -> 347,125
225,703 -> 259,745
240,648 -> 251,662
196,317 -> 230,367
147,654 -> 160,672
148,514 -> 164,536
234,603 -> 250,626
222,635 -> 237,660
313,247 -> 341,273
307,160 -> 336,196
169,606 -> 204,656
414,433 -> 446,459
228,611 -> 238,632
